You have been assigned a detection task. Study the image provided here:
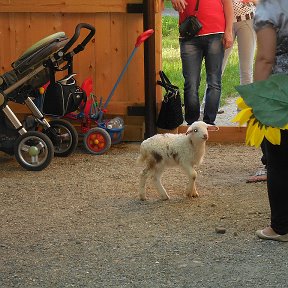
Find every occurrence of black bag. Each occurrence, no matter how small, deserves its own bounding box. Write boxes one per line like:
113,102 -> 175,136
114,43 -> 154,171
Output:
42,74 -> 86,116
179,15 -> 202,39
179,0 -> 202,39
156,71 -> 184,130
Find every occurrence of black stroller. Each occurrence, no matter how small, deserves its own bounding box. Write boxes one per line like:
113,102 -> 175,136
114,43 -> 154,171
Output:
0,23 -> 95,170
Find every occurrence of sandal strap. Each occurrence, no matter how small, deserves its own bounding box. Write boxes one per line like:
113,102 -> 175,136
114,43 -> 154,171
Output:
254,169 -> 267,177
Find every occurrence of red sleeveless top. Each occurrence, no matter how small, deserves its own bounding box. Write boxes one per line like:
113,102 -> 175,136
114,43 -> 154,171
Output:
179,0 -> 226,36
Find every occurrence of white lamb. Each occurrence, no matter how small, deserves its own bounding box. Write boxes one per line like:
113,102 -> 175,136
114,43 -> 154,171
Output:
137,121 -> 214,201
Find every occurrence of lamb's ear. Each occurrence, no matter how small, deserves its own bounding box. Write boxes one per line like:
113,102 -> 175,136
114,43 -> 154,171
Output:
207,125 -> 219,132
185,126 -> 194,135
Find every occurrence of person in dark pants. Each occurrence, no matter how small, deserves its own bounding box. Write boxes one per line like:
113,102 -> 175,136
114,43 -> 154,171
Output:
263,132 -> 288,237
253,0 -> 288,241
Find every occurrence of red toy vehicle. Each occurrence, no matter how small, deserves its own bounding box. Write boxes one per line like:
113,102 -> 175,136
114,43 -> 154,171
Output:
63,29 -> 154,155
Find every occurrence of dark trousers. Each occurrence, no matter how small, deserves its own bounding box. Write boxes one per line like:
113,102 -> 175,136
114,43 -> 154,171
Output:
264,130 -> 288,235
260,142 -> 267,168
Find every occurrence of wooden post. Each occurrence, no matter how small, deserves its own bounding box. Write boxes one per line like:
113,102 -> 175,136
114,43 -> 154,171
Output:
143,0 -> 157,138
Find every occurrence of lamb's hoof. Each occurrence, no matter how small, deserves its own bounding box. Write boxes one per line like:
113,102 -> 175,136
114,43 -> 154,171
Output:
139,195 -> 147,201
186,191 -> 199,198
161,195 -> 170,201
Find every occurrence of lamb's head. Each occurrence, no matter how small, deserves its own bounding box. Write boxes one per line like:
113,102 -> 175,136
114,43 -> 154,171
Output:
185,121 -> 212,142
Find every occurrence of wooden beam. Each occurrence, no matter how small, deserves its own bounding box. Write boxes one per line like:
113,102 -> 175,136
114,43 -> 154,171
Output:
0,0 -> 143,13
143,0 -> 157,139
126,3 -> 143,14
178,125 -> 246,143
13,109 -> 246,143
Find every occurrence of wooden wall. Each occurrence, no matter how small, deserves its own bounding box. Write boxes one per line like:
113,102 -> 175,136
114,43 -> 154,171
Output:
0,0 -> 163,122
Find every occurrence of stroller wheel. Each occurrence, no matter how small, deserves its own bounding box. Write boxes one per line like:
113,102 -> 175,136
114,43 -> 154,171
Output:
14,131 -> 54,171
46,119 -> 78,157
83,127 -> 111,155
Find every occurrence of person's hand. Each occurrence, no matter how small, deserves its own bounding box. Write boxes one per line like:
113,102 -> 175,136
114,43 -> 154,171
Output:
223,31 -> 233,49
171,0 -> 188,13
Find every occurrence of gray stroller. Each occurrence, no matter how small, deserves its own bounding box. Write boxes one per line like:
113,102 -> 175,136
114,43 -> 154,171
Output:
0,23 -> 95,170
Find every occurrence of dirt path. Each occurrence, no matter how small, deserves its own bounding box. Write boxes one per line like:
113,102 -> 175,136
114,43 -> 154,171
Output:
1,142 -> 288,288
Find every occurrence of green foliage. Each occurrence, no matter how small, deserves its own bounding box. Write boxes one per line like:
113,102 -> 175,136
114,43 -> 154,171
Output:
164,2 -> 173,8
162,15 -> 240,105
236,74 -> 288,127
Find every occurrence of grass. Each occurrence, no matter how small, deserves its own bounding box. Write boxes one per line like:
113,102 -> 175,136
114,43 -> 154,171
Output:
165,2 -> 173,8
162,15 -> 240,106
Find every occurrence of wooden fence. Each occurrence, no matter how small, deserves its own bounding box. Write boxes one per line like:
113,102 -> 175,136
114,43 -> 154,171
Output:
0,0 -> 246,143
0,0 -> 163,140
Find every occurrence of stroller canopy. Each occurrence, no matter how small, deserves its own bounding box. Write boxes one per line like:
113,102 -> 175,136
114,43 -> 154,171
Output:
12,32 -> 68,74
0,32 -> 69,98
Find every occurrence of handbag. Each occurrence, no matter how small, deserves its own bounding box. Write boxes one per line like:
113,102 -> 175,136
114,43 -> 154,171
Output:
179,0 -> 202,39
42,74 -> 86,116
156,71 -> 184,130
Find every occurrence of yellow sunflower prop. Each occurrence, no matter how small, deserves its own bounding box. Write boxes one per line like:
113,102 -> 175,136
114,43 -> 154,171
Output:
231,74 -> 288,148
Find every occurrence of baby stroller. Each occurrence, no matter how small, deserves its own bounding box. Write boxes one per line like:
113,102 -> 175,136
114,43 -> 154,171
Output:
0,23 -> 95,170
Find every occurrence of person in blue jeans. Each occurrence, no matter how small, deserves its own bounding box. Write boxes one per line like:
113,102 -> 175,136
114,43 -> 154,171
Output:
171,0 -> 233,125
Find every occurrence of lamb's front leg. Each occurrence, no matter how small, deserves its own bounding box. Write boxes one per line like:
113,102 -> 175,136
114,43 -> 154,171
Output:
183,165 -> 199,198
153,168 -> 169,200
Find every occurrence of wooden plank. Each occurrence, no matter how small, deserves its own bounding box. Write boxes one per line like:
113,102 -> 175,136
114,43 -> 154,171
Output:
0,0 -> 143,13
0,13 -> 14,74
11,109 -> 246,143
155,7 -> 163,103
122,124 -> 144,141
126,14 -> 145,104
94,13 -> 112,102
143,0 -> 157,138
126,125 -> 246,143
108,13 -> 127,103
178,125 -> 246,143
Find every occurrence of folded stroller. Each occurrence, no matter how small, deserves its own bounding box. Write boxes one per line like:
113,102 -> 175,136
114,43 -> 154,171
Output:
0,23 -> 95,170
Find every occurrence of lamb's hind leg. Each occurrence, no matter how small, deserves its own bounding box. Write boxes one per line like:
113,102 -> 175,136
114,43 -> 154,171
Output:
153,167 -> 169,201
139,166 -> 150,201
183,165 -> 199,198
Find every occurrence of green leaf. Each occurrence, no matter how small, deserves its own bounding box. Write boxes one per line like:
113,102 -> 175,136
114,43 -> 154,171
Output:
235,74 -> 288,127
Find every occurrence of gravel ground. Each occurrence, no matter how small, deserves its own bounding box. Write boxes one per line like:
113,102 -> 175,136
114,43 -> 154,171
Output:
1,139 -> 288,288
1,9 -> 284,288
215,97 -> 239,126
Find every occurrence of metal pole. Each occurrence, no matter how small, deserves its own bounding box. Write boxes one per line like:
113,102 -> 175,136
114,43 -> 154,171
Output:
143,0 -> 157,138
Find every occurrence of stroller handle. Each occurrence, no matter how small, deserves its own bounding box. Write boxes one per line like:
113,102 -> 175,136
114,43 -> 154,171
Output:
56,23 -> 95,59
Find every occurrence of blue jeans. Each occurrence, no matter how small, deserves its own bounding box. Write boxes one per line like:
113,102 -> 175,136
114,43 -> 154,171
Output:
180,34 -> 224,125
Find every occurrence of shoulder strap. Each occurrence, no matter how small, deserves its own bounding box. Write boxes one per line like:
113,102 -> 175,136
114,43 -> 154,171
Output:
159,70 -> 171,85
195,0 -> 200,12
157,71 -> 179,93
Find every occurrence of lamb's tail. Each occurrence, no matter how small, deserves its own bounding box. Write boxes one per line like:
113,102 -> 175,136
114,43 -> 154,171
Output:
136,147 -> 148,165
